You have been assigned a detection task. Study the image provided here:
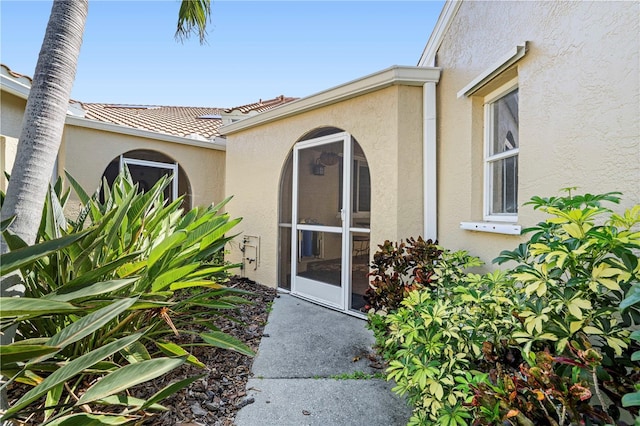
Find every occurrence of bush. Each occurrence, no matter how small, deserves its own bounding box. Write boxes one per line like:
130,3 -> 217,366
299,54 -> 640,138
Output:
364,236 -> 442,313
0,170 -> 250,424
371,190 -> 640,425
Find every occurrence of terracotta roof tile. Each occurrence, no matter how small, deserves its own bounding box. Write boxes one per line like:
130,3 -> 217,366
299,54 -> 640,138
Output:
1,63 -> 33,83
2,64 -> 298,140
224,95 -> 298,114
82,103 -> 226,140
83,95 -> 297,140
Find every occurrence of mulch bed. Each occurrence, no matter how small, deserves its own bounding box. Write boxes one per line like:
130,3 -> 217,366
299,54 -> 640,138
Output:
142,276 -> 278,426
5,276 -> 277,426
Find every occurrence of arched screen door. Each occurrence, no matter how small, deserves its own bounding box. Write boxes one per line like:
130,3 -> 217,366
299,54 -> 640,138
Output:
291,132 -> 370,313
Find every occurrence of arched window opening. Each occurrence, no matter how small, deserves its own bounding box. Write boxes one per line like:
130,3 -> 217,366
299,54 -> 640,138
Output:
100,149 -> 192,210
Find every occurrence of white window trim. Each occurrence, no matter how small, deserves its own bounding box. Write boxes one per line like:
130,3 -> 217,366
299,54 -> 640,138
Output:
119,156 -> 179,201
458,42 -> 528,98
483,79 -> 519,223
460,221 -> 521,235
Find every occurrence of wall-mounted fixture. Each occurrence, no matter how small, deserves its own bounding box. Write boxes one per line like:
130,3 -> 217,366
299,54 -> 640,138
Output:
313,152 -> 339,175
313,158 -> 325,176
319,151 -> 339,166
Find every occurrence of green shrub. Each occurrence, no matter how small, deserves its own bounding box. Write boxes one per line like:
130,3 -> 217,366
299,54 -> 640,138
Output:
379,251 -> 517,425
0,170 -> 250,423
372,190 -> 640,425
364,236 -> 442,313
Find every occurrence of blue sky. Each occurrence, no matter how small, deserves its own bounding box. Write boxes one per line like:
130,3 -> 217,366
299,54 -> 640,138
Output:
1,1 -> 443,108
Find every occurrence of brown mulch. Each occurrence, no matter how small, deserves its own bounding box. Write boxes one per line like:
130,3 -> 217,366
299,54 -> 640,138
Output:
141,276 -> 277,426
5,276 -> 277,426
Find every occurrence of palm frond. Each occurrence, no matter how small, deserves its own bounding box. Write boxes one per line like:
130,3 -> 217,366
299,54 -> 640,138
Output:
175,0 -> 212,44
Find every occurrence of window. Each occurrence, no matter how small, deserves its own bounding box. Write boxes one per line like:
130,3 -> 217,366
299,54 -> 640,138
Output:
484,82 -> 519,221
353,159 -> 371,213
339,158 -> 370,215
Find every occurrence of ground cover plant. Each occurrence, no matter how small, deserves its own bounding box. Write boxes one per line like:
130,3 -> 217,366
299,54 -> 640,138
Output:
368,190 -> 640,425
0,171 -> 253,424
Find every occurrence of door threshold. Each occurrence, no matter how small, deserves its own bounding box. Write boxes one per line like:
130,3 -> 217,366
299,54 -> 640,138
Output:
290,292 -> 367,320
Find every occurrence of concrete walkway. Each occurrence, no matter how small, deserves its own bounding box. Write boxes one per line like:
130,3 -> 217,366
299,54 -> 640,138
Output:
235,293 -> 411,426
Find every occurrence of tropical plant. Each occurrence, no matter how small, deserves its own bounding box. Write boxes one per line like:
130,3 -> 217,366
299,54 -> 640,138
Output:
0,171 -> 251,423
372,190 -> 640,425
364,236 -> 442,313
373,250 -> 497,425
620,277 -> 640,419
0,228 -> 195,424
493,191 -> 640,415
0,0 -> 214,412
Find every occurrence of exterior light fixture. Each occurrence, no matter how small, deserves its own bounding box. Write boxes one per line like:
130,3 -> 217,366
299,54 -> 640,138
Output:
313,158 -> 325,176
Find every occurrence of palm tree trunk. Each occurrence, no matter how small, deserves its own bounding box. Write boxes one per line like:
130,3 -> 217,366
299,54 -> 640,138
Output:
0,0 -> 88,413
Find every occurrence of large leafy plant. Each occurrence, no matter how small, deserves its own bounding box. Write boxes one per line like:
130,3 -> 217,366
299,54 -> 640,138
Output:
371,190 -> 640,425
372,250 -> 500,425
0,170 -> 251,423
364,236 -> 442,313
494,191 -> 640,415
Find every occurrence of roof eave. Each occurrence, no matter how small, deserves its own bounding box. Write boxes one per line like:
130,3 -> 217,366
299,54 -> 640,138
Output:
65,116 -> 226,151
219,65 -> 441,136
417,1 -> 462,67
1,73 -> 31,100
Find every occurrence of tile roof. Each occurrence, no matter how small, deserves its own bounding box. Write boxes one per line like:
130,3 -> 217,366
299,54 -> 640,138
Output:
1,63 -> 32,84
82,95 -> 298,140
82,104 -> 225,140
2,63 -> 298,141
224,95 -> 299,114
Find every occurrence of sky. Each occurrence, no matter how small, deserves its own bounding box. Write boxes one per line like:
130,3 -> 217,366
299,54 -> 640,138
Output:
1,1 -> 444,108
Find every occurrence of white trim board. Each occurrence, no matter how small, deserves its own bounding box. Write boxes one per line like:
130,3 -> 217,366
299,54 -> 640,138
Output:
458,42 -> 529,98
220,66 -> 440,135
418,1 -> 463,67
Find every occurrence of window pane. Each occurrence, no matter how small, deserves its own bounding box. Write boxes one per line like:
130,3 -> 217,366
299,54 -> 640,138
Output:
357,163 -> 371,212
491,89 -> 519,155
296,231 -> 342,287
298,142 -> 343,228
490,156 -> 518,214
350,232 -> 370,312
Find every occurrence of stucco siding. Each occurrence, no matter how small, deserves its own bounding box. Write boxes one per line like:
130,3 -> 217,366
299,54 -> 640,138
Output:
225,85 -> 424,287
0,91 -> 26,139
435,1 -> 640,266
60,125 -> 226,217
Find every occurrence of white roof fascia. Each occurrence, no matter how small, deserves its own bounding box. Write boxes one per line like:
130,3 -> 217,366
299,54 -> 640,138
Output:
2,71 -> 86,117
0,73 -> 31,100
220,65 -> 441,135
65,115 -> 226,151
417,1 -> 462,67
457,42 -> 529,98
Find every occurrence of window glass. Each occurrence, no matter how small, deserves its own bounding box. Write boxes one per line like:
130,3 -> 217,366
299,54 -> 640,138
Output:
486,87 -> 519,219
490,90 -> 519,155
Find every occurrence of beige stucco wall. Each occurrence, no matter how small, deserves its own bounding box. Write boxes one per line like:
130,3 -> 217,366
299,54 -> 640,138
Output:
1,91 -> 27,190
225,85 -> 425,287
0,135 -> 18,191
60,124 -> 226,218
0,91 -> 26,139
435,1 -> 640,266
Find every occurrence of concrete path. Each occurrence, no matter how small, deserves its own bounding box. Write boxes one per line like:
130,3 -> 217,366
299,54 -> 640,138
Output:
235,293 -> 411,426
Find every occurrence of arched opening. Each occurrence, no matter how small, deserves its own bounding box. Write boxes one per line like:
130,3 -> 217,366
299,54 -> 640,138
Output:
101,149 -> 192,209
277,127 -> 371,315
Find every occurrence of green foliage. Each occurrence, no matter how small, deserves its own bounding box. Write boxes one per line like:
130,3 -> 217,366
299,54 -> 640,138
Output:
371,190 -> 640,425
329,371 -> 385,380
364,236 -> 443,313
373,250 -> 498,424
0,170 -> 248,423
621,281 -> 640,418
